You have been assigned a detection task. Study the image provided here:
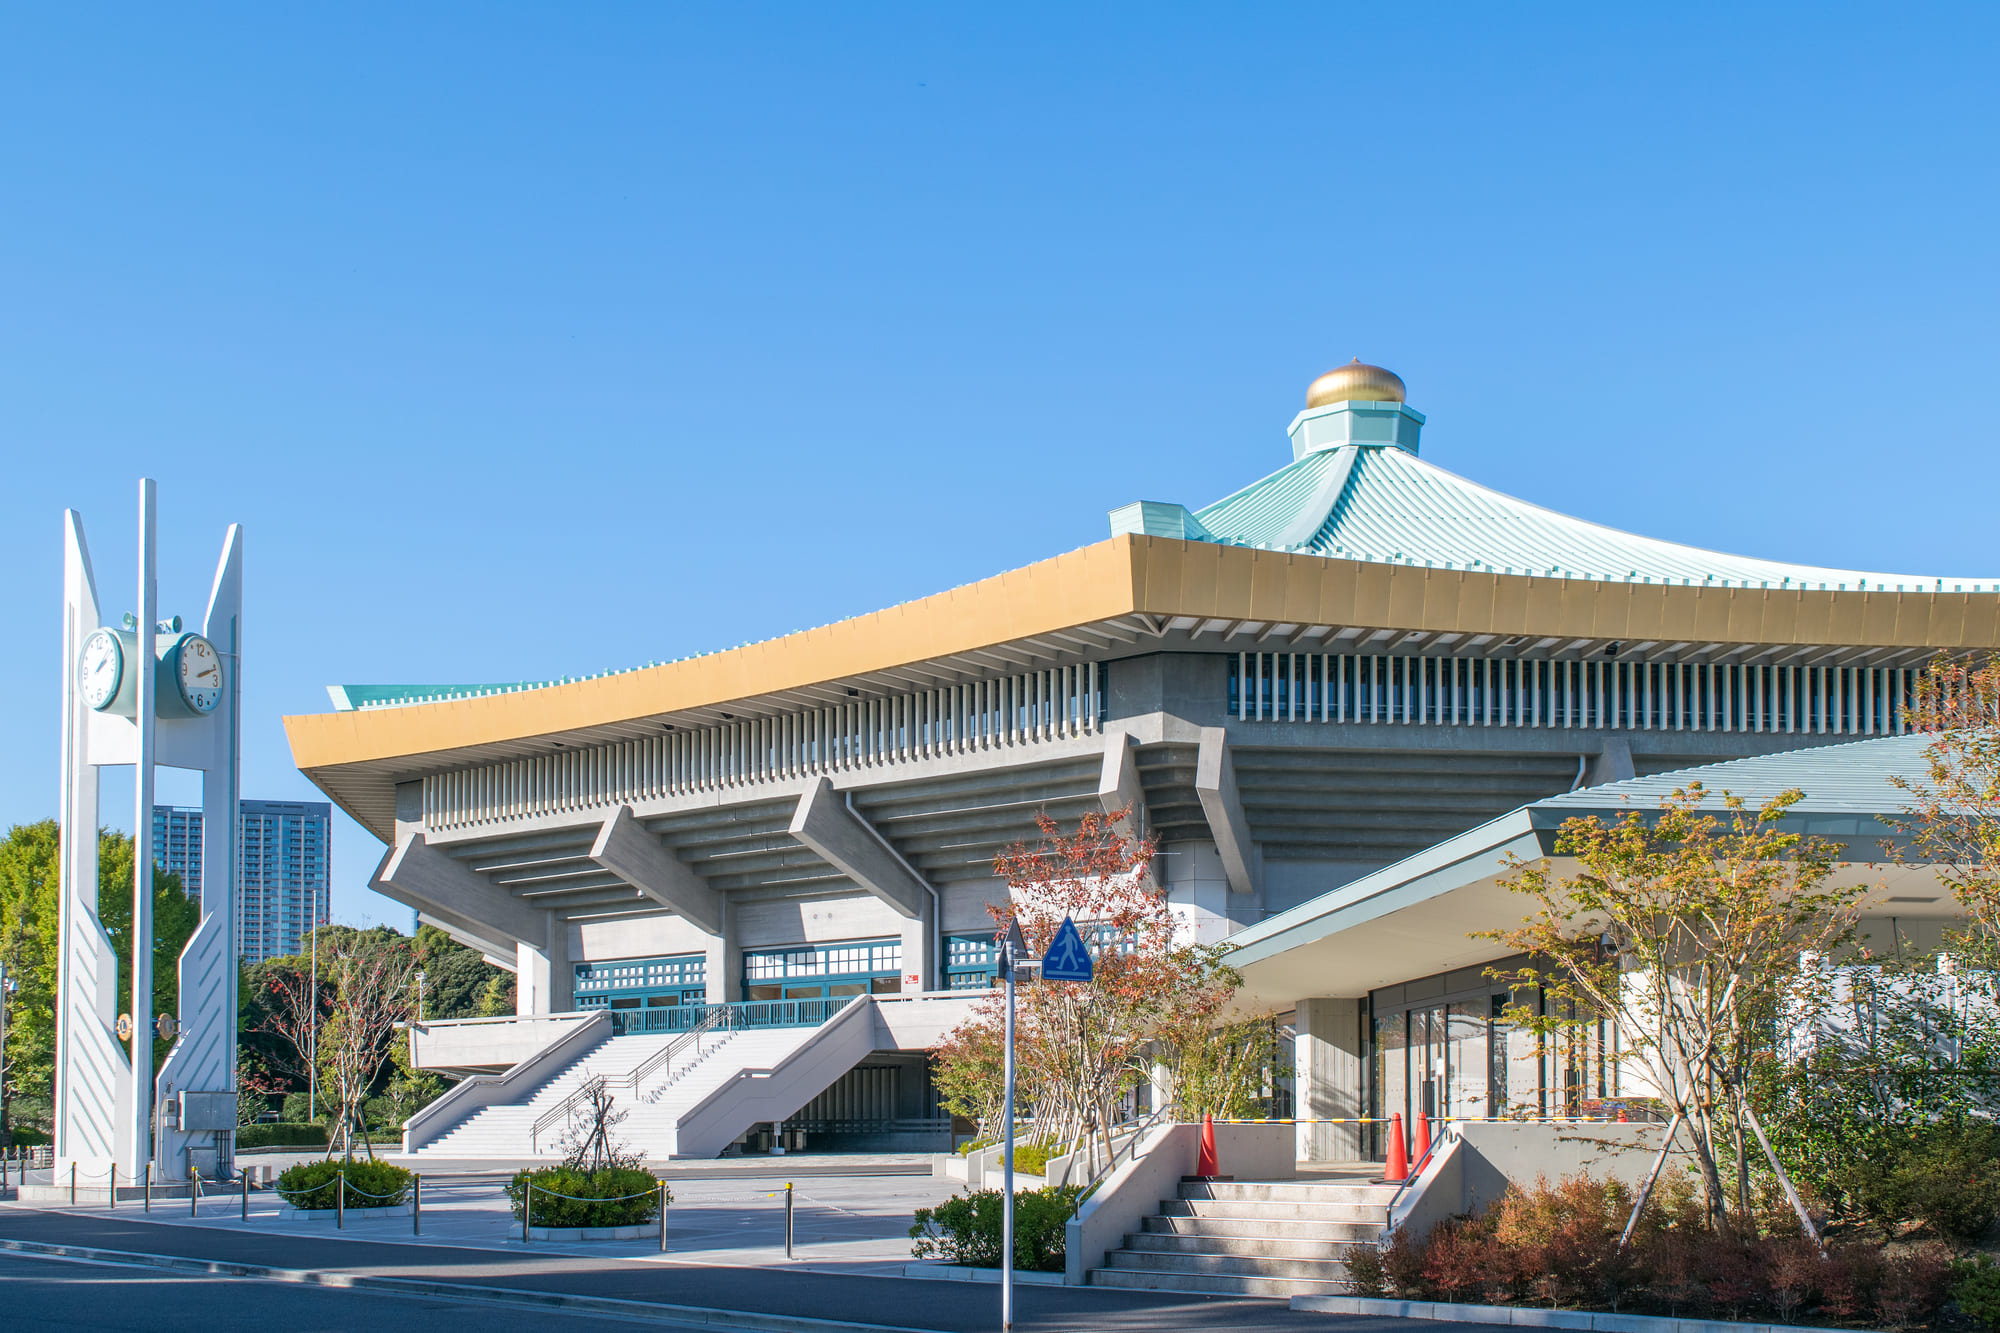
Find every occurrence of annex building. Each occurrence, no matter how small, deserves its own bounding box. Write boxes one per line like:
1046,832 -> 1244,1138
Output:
284,361 -> 2000,1160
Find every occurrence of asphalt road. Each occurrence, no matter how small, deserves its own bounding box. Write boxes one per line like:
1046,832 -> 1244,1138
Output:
0,1248 -> 716,1332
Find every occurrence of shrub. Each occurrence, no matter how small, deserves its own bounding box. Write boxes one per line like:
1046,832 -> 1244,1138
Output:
1012,1141 -> 1059,1177
909,1185 -> 1084,1272
280,1093 -> 319,1124
507,1166 -> 664,1228
276,1158 -> 412,1210
1367,1174 -> 1958,1326
1955,1256 -> 2000,1331
236,1122 -> 330,1150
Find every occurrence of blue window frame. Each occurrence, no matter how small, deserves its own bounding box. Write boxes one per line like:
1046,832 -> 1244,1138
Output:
742,938 -> 902,1002
945,933 -> 999,990
574,953 -> 707,1010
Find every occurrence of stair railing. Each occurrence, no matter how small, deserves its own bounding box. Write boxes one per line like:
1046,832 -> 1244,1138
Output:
530,1073 -> 606,1152
1063,1101 -> 1176,1206
625,1005 -> 733,1102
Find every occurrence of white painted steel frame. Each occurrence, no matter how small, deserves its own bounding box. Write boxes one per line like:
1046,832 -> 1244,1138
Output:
426,663 -> 1101,833
1231,652 -> 1914,736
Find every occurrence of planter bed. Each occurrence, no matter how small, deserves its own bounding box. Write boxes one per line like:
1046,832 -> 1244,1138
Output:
527,1223 -> 654,1241
1295,1295 -> 1858,1333
279,1204 -> 413,1221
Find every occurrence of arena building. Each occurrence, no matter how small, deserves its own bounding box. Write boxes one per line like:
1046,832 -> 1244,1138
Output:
284,361 -> 1999,1160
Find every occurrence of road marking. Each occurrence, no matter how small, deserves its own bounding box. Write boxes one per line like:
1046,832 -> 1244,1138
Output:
0,1237 -> 947,1333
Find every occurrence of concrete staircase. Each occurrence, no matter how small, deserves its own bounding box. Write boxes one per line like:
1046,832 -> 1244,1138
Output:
412,1026 -> 818,1159
1089,1179 -> 1396,1297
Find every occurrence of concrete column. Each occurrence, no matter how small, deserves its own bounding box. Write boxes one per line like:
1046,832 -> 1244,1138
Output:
1295,997 -> 1366,1162
513,913 -> 572,1016
704,901 -> 740,1006
899,908 -> 936,993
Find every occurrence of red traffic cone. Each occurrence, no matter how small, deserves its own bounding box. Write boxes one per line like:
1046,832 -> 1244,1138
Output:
1414,1111 -> 1432,1164
1197,1112 -> 1219,1178
1384,1113 -> 1408,1182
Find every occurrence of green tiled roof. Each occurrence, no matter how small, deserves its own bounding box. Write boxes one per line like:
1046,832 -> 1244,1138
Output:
1539,734 -> 1932,817
1159,444 -> 1997,592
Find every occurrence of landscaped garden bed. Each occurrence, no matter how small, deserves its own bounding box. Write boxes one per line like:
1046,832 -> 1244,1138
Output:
274,1158 -> 413,1215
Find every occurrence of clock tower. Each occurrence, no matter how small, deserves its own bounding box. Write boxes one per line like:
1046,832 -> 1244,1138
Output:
56,479 -> 244,1188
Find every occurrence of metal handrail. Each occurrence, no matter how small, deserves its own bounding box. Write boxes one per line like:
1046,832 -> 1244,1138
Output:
1063,1102 -> 1175,1199
626,1005 -> 731,1098
1385,1120 -> 1449,1219
531,1073 -> 606,1151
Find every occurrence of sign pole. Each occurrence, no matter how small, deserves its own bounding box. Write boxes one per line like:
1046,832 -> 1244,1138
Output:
1001,934 -> 1015,1333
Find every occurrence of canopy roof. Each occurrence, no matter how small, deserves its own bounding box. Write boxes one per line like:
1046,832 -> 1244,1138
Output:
1224,735 -> 1954,1007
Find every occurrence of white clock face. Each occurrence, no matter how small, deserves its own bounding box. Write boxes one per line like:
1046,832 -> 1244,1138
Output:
79,628 -> 124,711
177,634 -> 223,715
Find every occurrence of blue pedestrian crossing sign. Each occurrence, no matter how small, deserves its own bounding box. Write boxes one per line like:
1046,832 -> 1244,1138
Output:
1041,917 -> 1094,982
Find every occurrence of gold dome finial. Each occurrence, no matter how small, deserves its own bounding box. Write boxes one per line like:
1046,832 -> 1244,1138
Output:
1306,358 -> 1406,409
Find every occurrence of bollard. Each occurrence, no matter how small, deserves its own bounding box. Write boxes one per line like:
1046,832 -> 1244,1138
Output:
108,1165 -> 115,1210
413,1174 -> 421,1237
242,1167 -> 249,1221
191,1170 -> 200,1218
336,1170 -> 345,1229
657,1180 -> 667,1253
69,1160 -> 76,1205
522,1181 -> 531,1244
784,1182 -> 794,1260
145,1162 -> 152,1212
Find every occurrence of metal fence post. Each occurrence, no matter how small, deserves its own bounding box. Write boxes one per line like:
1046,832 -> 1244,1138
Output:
108,1165 -> 115,1209
522,1181 -> 531,1244
144,1162 -> 151,1212
69,1161 -> 75,1205
242,1167 -> 249,1221
191,1170 -> 199,1218
336,1170 -> 345,1230
413,1173 -> 421,1236
657,1180 -> 667,1252
784,1181 -> 794,1259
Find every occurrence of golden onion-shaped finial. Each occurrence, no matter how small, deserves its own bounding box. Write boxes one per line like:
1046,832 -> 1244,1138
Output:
1306,358 -> 1406,409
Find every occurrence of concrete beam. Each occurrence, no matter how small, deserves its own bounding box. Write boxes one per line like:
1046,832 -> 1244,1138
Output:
1587,737 -> 1636,787
1195,727 -> 1261,896
373,834 -> 547,946
788,776 -> 930,920
415,910 -> 518,971
1097,732 -> 1145,837
588,806 -> 724,936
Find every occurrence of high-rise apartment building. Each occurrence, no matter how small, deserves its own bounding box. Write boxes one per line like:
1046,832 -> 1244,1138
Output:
151,800 -> 332,963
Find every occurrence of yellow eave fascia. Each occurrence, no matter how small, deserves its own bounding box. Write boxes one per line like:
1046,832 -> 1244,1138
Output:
283,535 -> 1148,774
285,534 -> 2000,777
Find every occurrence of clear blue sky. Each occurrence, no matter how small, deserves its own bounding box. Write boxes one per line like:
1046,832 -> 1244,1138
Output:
4,5 -> 1997,927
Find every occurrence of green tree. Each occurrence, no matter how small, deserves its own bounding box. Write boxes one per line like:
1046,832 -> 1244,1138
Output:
0,821 -> 62,1135
411,923 -> 506,1020
0,822 -> 201,1134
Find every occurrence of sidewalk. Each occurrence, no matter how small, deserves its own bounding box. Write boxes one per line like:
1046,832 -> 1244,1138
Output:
0,1203 -> 1384,1332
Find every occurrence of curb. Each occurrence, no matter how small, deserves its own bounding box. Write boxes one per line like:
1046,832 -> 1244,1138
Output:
0,1236 -> 945,1333
899,1263 -> 1065,1286
1292,1294 -> 1857,1333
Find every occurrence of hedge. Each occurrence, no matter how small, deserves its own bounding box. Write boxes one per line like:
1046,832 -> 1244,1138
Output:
910,1184 -> 1084,1272
507,1166 -> 665,1228
275,1158 -> 413,1210
236,1122 -> 329,1150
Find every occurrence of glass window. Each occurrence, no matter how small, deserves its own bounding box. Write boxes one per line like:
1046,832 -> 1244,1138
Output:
1373,1007 -> 1408,1156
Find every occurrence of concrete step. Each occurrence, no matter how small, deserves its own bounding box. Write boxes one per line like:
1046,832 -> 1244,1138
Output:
1124,1232 -> 1371,1259
1156,1198 -> 1388,1223
1102,1249 -> 1353,1281
1088,1267 -> 1350,1298
1140,1214 -> 1382,1242
1178,1181 -> 1395,1206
